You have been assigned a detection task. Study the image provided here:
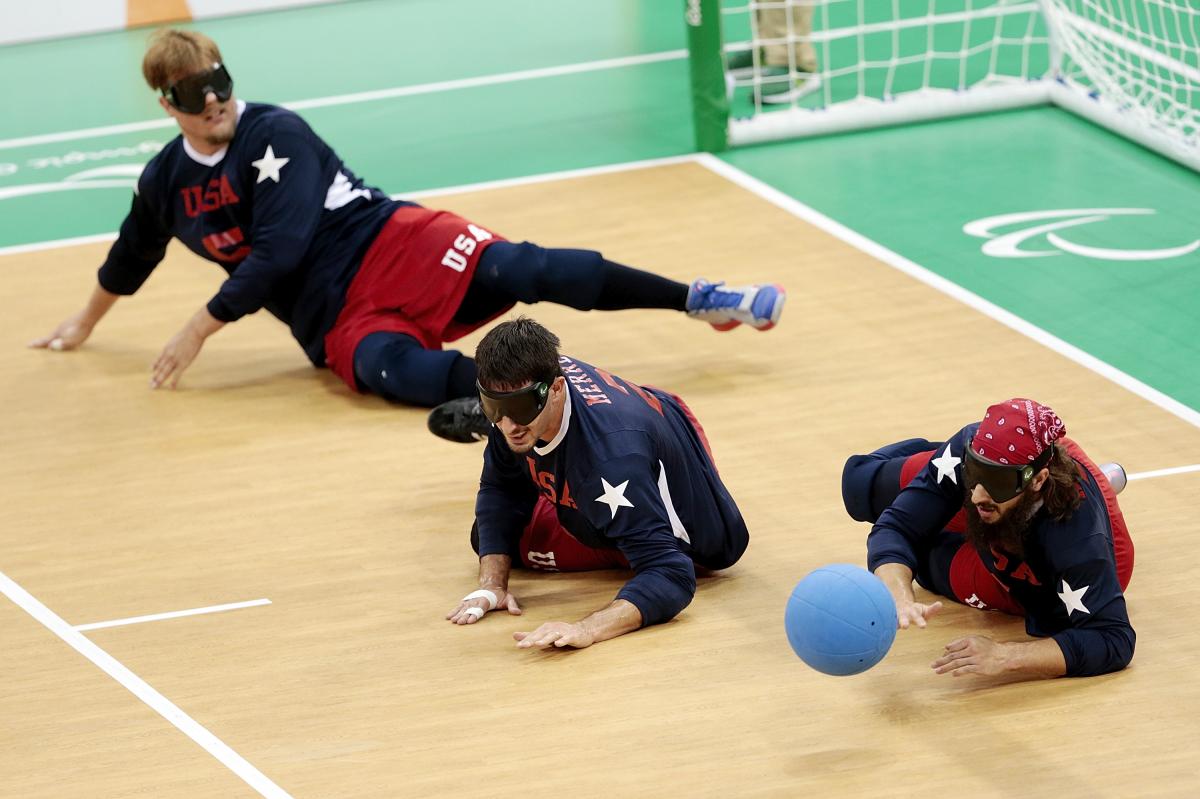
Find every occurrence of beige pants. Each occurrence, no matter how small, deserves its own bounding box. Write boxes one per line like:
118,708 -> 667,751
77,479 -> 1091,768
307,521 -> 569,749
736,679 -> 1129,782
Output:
756,1 -> 817,73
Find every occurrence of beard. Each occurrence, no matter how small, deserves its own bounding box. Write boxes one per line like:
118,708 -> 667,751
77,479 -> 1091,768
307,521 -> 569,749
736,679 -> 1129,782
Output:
205,121 -> 236,147
963,488 -> 1041,559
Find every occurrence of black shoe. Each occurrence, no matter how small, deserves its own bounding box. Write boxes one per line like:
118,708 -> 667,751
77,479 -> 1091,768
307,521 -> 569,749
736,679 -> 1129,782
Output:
428,397 -> 492,443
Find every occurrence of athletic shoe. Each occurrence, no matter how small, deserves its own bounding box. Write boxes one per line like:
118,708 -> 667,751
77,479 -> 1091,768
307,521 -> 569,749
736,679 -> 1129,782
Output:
1099,462 -> 1127,495
726,49 -> 785,80
428,397 -> 491,443
685,279 -> 786,331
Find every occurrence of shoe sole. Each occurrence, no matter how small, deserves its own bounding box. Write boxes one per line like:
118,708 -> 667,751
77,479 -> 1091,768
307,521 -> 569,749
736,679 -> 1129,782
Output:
751,284 -> 786,331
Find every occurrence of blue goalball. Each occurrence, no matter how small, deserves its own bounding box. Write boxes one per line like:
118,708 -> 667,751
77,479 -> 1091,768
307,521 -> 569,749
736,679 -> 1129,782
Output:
784,563 -> 898,676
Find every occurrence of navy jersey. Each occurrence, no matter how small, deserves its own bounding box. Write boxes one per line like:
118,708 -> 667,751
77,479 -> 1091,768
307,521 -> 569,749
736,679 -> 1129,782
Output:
475,356 -> 749,626
98,101 -> 413,364
867,424 -> 1135,677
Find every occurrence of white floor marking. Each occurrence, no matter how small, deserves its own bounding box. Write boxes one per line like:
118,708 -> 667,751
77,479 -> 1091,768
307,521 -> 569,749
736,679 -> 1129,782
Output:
0,571 -> 291,798
74,598 -> 272,632
1128,463 -> 1200,481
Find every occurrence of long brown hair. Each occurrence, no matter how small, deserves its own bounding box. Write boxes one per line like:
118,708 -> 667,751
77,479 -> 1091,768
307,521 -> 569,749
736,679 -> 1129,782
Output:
1040,444 -> 1084,522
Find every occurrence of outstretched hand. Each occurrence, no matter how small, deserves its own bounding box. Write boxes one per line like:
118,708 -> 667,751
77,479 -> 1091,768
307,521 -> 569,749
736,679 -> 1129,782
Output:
513,621 -> 595,650
29,312 -> 94,351
446,587 -> 522,625
895,598 -> 943,630
931,635 -> 1009,677
151,326 -> 207,389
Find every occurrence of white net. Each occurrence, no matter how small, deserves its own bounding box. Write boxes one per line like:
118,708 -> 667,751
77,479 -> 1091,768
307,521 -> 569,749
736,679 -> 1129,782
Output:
1044,1 -> 1200,170
713,0 -> 1200,169
722,0 -> 1052,144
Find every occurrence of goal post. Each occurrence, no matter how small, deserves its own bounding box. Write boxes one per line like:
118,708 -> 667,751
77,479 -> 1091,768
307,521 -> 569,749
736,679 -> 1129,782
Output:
685,0 -> 732,151
684,0 -> 1200,173
1040,0 -> 1200,173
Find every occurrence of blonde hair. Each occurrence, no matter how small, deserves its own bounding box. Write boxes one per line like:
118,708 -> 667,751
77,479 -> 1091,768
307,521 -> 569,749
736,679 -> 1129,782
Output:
142,28 -> 223,91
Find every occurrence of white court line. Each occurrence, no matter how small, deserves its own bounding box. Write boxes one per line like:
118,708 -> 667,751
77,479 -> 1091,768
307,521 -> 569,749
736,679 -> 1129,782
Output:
0,50 -> 687,152
693,153 -> 1200,432
0,232 -> 120,257
74,598 -> 271,632
1128,463 -> 1200,481
0,571 -> 291,798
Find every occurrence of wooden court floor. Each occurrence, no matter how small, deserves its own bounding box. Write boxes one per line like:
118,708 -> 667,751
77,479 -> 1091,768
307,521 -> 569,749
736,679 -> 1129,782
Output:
3,162 -> 1199,798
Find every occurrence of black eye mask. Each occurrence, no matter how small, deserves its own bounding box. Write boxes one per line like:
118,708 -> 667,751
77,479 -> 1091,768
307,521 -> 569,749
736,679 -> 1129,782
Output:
163,64 -> 234,114
962,444 -> 1054,503
477,381 -> 550,426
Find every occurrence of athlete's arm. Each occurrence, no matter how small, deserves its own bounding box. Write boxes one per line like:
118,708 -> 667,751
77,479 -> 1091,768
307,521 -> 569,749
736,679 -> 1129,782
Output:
1048,558 -> 1135,677
35,166 -> 169,353
204,128 -> 327,323
931,635 -> 1066,679
29,284 -> 120,351
512,599 -> 642,650
873,562 -> 943,629
150,306 -> 226,389
154,126 -> 328,387
446,554 -> 523,625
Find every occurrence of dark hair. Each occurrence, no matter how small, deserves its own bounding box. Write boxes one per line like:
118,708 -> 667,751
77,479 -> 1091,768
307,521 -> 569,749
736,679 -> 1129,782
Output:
475,317 -> 562,390
1041,444 -> 1084,521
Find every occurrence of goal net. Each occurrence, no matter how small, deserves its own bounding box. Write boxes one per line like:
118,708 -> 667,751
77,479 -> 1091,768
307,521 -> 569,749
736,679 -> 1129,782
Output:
684,0 -> 1200,171
1044,1 -> 1200,171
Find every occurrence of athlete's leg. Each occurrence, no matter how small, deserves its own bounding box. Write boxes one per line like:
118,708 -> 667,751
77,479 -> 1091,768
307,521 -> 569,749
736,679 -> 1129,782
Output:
456,241 -> 784,331
352,332 -> 477,407
841,438 -> 939,523
455,242 -> 687,325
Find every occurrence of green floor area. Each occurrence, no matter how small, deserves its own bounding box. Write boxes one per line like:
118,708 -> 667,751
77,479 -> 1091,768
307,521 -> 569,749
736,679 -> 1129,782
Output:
2,0 -> 1198,415
723,106 -> 1200,410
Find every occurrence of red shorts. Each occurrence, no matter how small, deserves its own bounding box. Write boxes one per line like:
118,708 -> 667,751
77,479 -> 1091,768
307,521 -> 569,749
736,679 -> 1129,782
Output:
901,438 -> 1133,616
516,390 -> 712,572
323,206 -> 511,390
519,496 -> 630,572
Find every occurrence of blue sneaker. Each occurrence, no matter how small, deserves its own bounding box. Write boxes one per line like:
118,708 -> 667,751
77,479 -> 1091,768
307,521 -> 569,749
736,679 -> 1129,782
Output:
685,279 -> 786,331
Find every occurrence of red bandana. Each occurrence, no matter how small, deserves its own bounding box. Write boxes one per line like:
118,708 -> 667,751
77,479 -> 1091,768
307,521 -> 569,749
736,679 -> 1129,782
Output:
971,398 -> 1065,465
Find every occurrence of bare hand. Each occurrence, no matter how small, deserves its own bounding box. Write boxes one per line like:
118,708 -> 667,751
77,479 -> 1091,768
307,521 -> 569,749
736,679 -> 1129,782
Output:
931,635 -> 1010,677
29,312 -> 94,351
513,621 -> 595,650
896,598 -> 943,630
446,587 -> 522,625
151,327 -> 206,389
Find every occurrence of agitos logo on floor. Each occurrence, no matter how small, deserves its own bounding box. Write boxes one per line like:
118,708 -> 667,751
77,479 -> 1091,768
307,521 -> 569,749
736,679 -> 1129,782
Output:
964,209 -> 1200,261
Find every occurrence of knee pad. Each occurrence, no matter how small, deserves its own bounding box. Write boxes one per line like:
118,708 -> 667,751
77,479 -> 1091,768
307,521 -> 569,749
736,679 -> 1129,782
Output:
353,332 -> 466,407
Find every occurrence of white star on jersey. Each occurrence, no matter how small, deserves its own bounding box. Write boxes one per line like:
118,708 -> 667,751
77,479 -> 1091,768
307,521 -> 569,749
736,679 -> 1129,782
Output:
931,444 -> 961,485
594,478 -> 635,520
251,145 -> 290,183
1058,579 -> 1091,615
